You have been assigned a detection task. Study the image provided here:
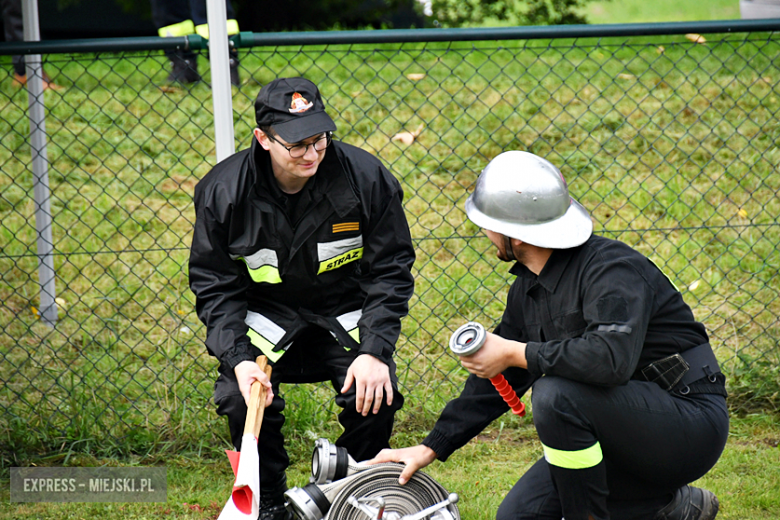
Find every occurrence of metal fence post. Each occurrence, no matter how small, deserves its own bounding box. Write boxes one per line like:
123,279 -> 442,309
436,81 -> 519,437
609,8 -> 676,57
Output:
21,0 -> 57,326
206,0 -> 235,162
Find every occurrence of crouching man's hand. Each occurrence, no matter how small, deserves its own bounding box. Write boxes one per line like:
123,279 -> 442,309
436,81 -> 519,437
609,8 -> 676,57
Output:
366,445 -> 437,485
234,360 -> 274,408
341,354 -> 393,416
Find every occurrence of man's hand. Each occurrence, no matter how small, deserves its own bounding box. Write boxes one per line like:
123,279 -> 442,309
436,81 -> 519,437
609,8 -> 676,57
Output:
341,354 -> 393,416
367,445 -> 437,485
234,360 -> 274,407
460,332 -> 527,379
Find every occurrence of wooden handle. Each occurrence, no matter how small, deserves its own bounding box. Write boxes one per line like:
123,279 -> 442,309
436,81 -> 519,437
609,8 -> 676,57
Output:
244,355 -> 273,437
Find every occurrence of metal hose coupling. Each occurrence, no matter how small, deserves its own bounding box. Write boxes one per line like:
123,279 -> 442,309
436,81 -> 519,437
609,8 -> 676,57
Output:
311,437 -> 371,485
449,322 -> 525,416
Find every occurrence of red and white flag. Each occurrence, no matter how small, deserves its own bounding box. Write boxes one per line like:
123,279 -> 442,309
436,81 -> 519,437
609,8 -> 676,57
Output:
218,355 -> 271,520
218,433 -> 261,519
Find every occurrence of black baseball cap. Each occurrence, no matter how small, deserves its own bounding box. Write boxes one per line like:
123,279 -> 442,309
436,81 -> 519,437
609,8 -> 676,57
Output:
254,77 -> 337,143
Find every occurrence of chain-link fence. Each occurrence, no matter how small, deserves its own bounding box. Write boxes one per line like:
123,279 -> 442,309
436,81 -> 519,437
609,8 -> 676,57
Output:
1,21 -> 779,454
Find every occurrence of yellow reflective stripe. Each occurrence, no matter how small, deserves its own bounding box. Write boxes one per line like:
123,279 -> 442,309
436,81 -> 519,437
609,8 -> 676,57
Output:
158,20 -> 195,37
194,20 -> 240,40
241,261 -> 282,284
318,247 -> 363,274
247,329 -> 284,363
648,257 -> 679,292
542,441 -> 603,469
335,309 -> 362,344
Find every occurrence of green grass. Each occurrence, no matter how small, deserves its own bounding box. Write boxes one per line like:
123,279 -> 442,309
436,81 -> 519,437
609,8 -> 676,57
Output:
0,414 -> 777,519
0,23 -> 779,520
581,0 -> 742,25
2,33 -> 779,458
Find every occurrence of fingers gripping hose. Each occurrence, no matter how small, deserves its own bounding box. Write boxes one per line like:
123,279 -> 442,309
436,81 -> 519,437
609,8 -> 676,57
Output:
326,464 -> 459,520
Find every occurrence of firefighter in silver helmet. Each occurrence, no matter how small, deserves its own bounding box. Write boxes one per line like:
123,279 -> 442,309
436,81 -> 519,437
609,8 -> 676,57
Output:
370,151 -> 728,520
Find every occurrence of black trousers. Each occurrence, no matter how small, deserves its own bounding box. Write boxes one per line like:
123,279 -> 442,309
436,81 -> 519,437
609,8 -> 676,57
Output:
497,377 -> 728,520
215,326 -> 404,491
1,0 -> 25,75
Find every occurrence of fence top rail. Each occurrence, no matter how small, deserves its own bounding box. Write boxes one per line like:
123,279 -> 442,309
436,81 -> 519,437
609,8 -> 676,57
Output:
0,34 -> 207,56
0,18 -> 779,56
240,18 -> 780,47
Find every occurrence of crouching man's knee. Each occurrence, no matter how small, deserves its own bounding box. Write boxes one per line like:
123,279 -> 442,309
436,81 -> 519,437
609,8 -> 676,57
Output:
530,376 -> 586,436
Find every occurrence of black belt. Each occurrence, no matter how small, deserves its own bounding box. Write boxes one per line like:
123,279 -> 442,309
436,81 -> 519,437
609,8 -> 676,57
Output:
641,343 -> 721,393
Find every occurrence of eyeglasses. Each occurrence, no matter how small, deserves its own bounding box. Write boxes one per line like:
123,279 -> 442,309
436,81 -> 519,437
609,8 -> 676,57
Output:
267,132 -> 332,158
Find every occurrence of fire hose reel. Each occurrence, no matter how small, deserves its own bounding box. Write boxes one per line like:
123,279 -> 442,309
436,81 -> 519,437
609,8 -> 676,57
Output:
285,438 -> 460,520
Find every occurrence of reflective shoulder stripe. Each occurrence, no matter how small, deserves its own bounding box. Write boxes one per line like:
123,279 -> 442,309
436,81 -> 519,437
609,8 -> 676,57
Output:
226,19 -> 240,35
336,310 -> 362,344
245,311 -> 287,362
194,19 -> 240,40
158,20 -> 195,38
317,236 -> 364,274
542,441 -> 603,470
648,257 -> 679,292
597,324 -> 633,334
232,249 -> 282,284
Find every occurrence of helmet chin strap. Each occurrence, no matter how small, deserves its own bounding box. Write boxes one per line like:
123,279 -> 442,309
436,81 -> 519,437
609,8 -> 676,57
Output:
503,235 -> 516,262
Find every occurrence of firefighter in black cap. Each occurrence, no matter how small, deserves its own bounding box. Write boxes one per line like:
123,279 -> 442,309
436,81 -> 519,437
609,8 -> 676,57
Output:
189,77 -> 415,520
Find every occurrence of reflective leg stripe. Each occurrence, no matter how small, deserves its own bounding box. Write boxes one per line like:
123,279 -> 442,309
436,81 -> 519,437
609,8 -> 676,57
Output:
542,441 -> 603,470
158,20 -> 195,37
245,311 -> 287,363
232,249 -> 282,284
318,236 -> 364,274
336,309 -> 362,344
194,19 -> 240,39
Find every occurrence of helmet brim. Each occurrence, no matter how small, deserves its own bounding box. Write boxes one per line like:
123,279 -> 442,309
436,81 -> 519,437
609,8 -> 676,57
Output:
465,195 -> 593,249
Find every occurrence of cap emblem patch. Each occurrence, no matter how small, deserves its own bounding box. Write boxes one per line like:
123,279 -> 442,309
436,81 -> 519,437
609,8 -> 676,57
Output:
289,92 -> 314,113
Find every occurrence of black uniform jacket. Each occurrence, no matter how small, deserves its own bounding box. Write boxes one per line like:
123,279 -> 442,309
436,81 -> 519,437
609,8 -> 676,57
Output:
189,138 -> 415,377
423,234 -> 724,461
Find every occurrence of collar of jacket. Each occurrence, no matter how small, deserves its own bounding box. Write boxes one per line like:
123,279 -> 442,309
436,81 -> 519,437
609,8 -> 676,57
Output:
248,137 -> 359,219
509,240 -> 581,294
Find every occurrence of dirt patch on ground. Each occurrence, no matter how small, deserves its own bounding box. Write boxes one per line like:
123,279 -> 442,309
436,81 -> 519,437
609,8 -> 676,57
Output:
475,426 -> 537,446
728,437 -> 779,448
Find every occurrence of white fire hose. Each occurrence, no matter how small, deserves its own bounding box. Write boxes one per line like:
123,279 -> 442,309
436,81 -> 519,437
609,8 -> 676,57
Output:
285,439 -> 460,520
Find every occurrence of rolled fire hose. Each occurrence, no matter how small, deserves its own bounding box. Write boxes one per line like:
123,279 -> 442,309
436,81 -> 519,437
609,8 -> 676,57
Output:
326,463 -> 459,520
286,439 -> 460,520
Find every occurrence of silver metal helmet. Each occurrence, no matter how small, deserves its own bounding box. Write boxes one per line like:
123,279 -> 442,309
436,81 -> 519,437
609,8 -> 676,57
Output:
465,151 -> 593,249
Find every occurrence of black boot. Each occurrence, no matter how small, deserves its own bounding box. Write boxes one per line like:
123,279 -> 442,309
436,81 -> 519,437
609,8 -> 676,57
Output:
259,477 -> 292,520
167,51 -> 201,84
655,486 -> 719,520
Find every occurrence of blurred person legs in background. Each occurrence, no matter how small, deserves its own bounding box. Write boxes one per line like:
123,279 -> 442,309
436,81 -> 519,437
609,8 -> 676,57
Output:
1,0 -> 62,90
151,0 -> 240,86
